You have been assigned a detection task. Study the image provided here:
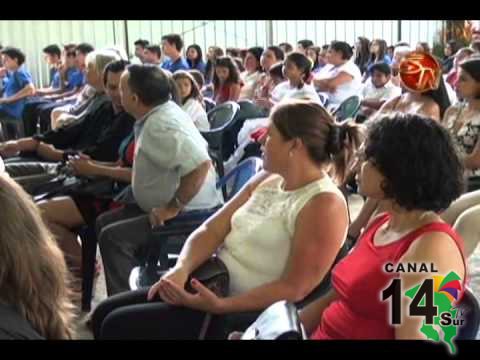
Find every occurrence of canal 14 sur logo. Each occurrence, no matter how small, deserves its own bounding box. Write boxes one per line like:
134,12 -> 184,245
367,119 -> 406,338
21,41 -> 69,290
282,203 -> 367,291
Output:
381,262 -> 466,355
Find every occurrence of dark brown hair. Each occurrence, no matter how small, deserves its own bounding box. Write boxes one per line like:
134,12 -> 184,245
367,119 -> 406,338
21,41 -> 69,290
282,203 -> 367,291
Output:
173,70 -> 203,105
271,100 -> 364,185
213,56 -> 241,92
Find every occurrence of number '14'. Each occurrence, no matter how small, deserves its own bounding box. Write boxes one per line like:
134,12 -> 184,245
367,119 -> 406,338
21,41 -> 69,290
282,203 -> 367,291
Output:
382,279 -> 438,325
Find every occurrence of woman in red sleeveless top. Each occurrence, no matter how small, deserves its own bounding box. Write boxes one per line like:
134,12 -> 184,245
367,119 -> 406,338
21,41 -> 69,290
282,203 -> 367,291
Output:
301,114 -> 467,340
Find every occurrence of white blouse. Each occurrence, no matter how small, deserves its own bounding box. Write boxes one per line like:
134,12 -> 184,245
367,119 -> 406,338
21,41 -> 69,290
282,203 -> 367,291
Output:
239,71 -> 263,100
218,174 -> 344,295
271,81 -> 321,104
181,98 -> 210,131
315,60 -> 362,107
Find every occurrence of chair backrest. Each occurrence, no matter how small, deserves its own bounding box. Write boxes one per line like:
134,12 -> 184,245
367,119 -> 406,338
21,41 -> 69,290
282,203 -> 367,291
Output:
317,92 -> 327,107
204,98 -> 216,113
207,101 -> 240,130
221,100 -> 268,161
456,287 -> 480,340
216,157 -> 263,201
332,95 -> 361,122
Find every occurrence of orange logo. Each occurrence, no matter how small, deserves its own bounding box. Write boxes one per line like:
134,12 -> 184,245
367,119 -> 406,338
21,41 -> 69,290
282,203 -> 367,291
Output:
399,51 -> 441,93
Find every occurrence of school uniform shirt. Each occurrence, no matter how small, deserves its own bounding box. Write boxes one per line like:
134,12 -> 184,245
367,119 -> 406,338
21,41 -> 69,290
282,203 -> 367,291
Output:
161,57 -> 190,73
50,68 -> 62,89
0,66 -> 33,118
181,98 -> 210,131
315,61 -> 362,107
64,68 -> 85,90
188,60 -> 206,75
270,81 -> 321,104
360,79 -> 401,102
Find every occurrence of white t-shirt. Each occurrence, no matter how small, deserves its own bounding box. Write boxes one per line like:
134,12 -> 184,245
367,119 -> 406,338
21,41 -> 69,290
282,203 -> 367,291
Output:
239,71 -> 263,100
218,174 -> 345,295
182,98 -> 210,131
270,81 -> 321,104
132,101 -> 223,213
315,61 -> 362,107
361,79 -> 402,102
445,80 -> 458,106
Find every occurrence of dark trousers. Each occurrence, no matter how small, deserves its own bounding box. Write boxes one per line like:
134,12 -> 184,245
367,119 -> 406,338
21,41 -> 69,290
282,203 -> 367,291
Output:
92,288 -> 214,339
92,288 -> 259,340
23,99 -> 75,136
22,99 -> 52,137
96,204 -> 152,296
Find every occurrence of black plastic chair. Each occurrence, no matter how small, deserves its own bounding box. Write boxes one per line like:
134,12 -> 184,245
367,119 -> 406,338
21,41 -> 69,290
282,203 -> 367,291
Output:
204,98 -> 216,113
223,100 -> 268,161
128,157 -> 263,291
201,101 -> 241,187
457,287 -> 480,340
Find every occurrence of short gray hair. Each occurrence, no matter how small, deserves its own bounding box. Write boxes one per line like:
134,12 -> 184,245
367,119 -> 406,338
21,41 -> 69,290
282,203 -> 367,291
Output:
85,49 -> 122,76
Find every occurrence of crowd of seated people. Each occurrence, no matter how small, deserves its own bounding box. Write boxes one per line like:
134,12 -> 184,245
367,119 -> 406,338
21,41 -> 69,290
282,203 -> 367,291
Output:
2,30 -> 480,342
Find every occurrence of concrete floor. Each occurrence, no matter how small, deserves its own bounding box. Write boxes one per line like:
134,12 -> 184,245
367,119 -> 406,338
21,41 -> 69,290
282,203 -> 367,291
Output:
73,194 -> 480,340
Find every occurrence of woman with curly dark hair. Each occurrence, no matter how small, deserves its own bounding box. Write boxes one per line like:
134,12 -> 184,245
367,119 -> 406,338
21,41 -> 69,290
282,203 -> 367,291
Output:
295,114 -> 465,340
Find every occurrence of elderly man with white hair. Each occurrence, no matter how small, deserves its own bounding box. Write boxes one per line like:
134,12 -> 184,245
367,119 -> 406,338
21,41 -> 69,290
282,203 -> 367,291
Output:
390,43 -> 412,87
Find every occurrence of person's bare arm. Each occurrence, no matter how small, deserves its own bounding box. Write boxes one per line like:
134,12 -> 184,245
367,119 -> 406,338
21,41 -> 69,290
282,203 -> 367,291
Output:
1,83 -> 35,103
69,158 -> 132,183
348,197 -> 380,238
299,289 -> 338,336
314,72 -> 354,92
150,160 -> 232,226
361,99 -> 387,110
463,138 -> 480,170
228,83 -> 242,102
0,138 -> 40,157
214,191 -> 348,313
36,143 -> 64,162
175,171 -> 272,274
421,101 -> 441,122
377,95 -> 401,114
35,87 -> 64,96
147,171 -> 272,302
46,86 -> 82,101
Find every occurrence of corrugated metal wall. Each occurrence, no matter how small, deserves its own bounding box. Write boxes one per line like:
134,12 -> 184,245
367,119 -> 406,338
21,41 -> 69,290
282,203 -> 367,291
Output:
0,20 -> 123,87
0,20 -> 445,87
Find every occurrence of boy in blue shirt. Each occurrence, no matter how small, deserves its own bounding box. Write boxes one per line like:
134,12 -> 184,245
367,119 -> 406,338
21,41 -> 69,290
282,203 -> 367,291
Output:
0,47 -> 35,120
22,44 -> 86,136
161,34 -> 189,73
35,44 -> 63,95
